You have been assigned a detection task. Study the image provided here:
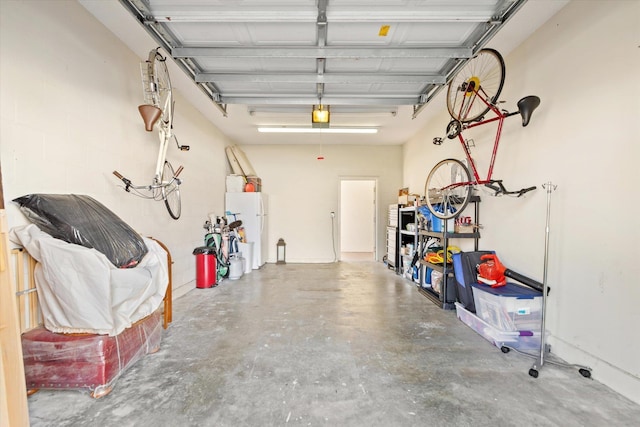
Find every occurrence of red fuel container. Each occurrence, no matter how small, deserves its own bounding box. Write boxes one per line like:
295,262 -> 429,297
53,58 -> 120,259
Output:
193,246 -> 217,288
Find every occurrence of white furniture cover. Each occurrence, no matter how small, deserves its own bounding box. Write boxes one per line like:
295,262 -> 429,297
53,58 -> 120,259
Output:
11,224 -> 168,336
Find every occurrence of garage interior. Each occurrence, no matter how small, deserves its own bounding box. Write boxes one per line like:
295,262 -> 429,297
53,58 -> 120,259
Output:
1,0 -> 639,425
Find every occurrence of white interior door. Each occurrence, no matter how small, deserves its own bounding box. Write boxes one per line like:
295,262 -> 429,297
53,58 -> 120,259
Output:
340,180 -> 376,256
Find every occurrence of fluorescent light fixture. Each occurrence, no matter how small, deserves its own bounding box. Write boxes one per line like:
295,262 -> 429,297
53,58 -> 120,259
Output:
258,127 -> 378,134
312,104 -> 330,128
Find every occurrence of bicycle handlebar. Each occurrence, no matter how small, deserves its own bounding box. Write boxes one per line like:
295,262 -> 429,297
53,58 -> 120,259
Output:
113,167 -> 184,190
517,186 -> 537,197
113,170 -> 132,192
485,180 -> 536,197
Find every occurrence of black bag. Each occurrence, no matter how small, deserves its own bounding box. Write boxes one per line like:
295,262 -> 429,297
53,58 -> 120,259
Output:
13,194 -> 148,268
452,250 -> 494,313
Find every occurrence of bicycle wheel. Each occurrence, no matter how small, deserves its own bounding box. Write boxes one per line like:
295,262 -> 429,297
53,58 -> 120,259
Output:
148,49 -> 172,126
424,159 -> 472,220
161,160 -> 181,220
447,48 -> 505,123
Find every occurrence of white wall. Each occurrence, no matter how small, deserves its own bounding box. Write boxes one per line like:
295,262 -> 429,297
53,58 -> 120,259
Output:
0,1 -> 232,297
239,144 -> 402,263
403,0 -> 640,404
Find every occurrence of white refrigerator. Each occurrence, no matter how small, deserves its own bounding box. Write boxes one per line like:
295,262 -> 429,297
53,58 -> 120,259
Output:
225,192 -> 268,269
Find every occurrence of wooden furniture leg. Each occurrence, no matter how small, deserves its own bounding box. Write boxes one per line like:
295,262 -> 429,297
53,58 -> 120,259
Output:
1,166 -> 30,426
149,237 -> 173,329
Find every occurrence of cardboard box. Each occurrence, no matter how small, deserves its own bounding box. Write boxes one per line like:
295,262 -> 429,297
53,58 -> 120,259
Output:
398,188 -> 418,206
245,176 -> 262,192
226,175 -> 245,192
454,224 -> 476,233
398,187 -> 409,205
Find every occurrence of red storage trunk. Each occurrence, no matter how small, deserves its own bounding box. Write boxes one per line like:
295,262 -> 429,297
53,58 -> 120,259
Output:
21,309 -> 162,398
193,246 -> 217,288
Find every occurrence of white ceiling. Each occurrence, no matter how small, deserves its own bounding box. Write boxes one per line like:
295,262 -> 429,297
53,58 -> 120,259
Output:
79,0 -> 568,146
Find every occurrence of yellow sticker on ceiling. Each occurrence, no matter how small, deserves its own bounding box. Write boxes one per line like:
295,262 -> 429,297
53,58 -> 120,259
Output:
379,25 -> 390,37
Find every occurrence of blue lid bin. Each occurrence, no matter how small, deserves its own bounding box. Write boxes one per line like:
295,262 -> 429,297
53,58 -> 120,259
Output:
471,282 -> 542,332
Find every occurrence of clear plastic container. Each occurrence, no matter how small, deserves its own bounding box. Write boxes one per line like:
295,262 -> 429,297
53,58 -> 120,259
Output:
455,302 -> 541,351
471,282 -> 542,332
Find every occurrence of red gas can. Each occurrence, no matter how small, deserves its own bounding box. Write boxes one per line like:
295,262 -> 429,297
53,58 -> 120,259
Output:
193,247 -> 217,288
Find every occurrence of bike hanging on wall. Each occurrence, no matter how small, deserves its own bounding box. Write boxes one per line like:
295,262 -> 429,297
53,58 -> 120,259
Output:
113,47 -> 190,220
424,48 -> 540,220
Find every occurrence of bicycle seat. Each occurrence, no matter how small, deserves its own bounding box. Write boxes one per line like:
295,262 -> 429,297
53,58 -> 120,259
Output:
517,96 -> 541,127
138,104 -> 162,132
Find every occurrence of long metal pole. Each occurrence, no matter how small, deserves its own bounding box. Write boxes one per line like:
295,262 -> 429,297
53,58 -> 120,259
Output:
532,181 -> 556,373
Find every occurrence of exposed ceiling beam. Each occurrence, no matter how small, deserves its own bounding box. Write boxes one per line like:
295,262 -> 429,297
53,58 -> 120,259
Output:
315,0 -> 328,101
247,105 -> 398,115
220,96 -> 419,106
173,47 -> 472,59
145,11 -> 500,24
195,73 -> 446,85
316,0 -> 328,47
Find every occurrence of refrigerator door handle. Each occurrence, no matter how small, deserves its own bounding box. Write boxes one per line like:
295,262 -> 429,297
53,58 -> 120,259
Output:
259,197 -> 266,233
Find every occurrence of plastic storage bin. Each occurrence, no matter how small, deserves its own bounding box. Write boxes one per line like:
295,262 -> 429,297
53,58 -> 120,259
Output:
237,242 -> 253,274
471,282 -> 542,332
455,302 -> 541,351
228,253 -> 244,280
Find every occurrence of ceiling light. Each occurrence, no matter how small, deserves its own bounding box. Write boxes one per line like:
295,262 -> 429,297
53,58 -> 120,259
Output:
311,104 -> 330,128
258,127 -> 377,134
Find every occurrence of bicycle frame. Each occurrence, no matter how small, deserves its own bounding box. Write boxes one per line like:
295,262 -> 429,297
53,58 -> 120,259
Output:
115,125 -> 182,196
449,89 -> 520,189
149,50 -> 174,188
425,49 -> 538,220
153,120 -> 172,187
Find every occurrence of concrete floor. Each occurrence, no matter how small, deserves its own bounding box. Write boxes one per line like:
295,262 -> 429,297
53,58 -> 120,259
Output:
27,261 -> 639,426
340,252 -> 374,261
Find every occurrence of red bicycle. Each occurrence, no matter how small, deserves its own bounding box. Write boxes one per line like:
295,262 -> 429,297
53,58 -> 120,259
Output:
424,48 -> 540,220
